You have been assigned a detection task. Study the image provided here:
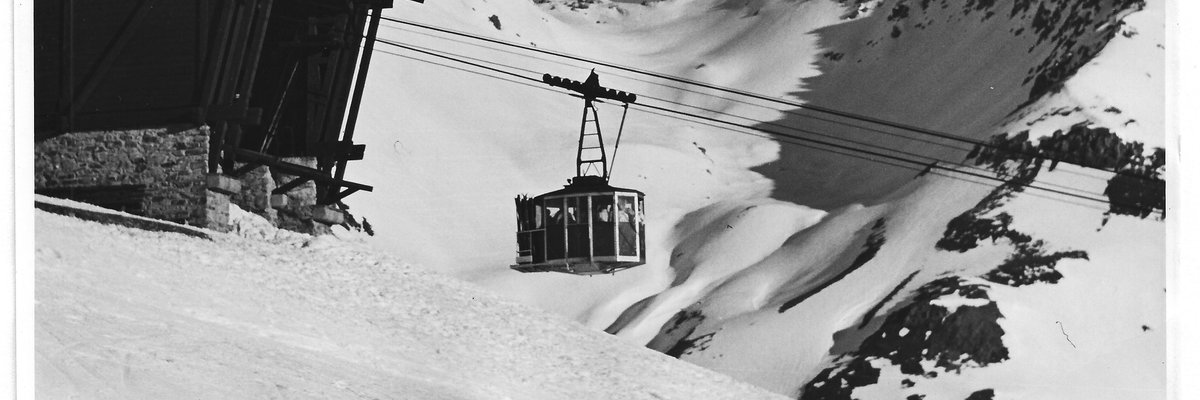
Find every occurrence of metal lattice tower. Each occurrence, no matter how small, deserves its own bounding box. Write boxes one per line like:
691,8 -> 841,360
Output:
542,70 -> 637,180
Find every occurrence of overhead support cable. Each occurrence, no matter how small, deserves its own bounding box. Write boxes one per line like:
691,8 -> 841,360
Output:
369,36 -> 1157,214
375,46 -> 1110,212
378,16 -> 1163,183
379,22 -> 972,154
376,23 -> 1123,185
371,37 -> 1109,199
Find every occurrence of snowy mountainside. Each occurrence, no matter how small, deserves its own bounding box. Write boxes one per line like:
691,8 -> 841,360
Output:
634,167 -> 1163,398
607,0 -> 1164,397
755,0 -> 1148,207
352,0 -> 841,327
1001,0 -> 1164,149
346,0 -> 1165,398
34,197 -> 788,400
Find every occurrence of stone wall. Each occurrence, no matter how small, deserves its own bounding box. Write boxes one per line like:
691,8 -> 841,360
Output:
34,125 -> 231,231
35,125 -> 341,235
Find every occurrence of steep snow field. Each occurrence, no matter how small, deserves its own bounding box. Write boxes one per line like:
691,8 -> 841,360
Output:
34,196 -> 787,400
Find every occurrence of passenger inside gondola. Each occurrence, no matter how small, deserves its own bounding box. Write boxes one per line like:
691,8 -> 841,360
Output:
618,197 -> 637,256
594,196 -> 616,256
566,197 -> 590,258
545,201 -> 565,259
597,204 -> 611,222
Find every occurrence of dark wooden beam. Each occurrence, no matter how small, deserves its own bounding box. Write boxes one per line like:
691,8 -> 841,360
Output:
236,0 -> 277,103
196,0 -> 210,106
223,0 -> 275,172
278,33 -> 344,48
329,187 -> 360,203
227,147 -> 372,192
214,0 -> 253,104
203,0 -> 237,173
310,8 -> 366,178
201,0 -> 237,109
305,15 -> 350,155
70,0 -> 159,113
207,104 -> 263,124
213,0 -> 255,172
340,7 -> 381,143
58,0 -> 74,132
260,58 -> 301,153
313,141 -> 365,161
320,8 -> 367,145
328,6 -> 382,200
272,177 -> 312,195
228,162 -> 262,177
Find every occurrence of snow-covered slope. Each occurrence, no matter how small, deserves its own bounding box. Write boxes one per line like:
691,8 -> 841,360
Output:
633,168 -> 1164,398
34,198 -> 787,400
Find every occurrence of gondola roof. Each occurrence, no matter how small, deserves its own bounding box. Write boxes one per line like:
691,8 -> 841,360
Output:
533,176 -> 644,200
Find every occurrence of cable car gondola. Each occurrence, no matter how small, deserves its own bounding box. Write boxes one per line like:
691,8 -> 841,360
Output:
512,71 -> 646,275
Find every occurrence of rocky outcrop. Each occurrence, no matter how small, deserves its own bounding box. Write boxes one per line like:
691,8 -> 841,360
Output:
801,277 -> 1008,400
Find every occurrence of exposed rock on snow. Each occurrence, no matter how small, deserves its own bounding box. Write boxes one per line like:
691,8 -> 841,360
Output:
802,277 -> 1008,400
967,123 -> 1166,220
935,160 -> 1090,287
965,388 -> 996,400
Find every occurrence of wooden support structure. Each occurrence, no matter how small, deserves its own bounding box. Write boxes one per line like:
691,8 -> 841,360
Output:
274,177 -> 313,195
225,147 -> 372,202
68,0 -> 159,114
314,141 -> 366,161
217,0 -> 276,174
35,0 -> 411,203
327,5 -> 383,202
57,0 -> 73,132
